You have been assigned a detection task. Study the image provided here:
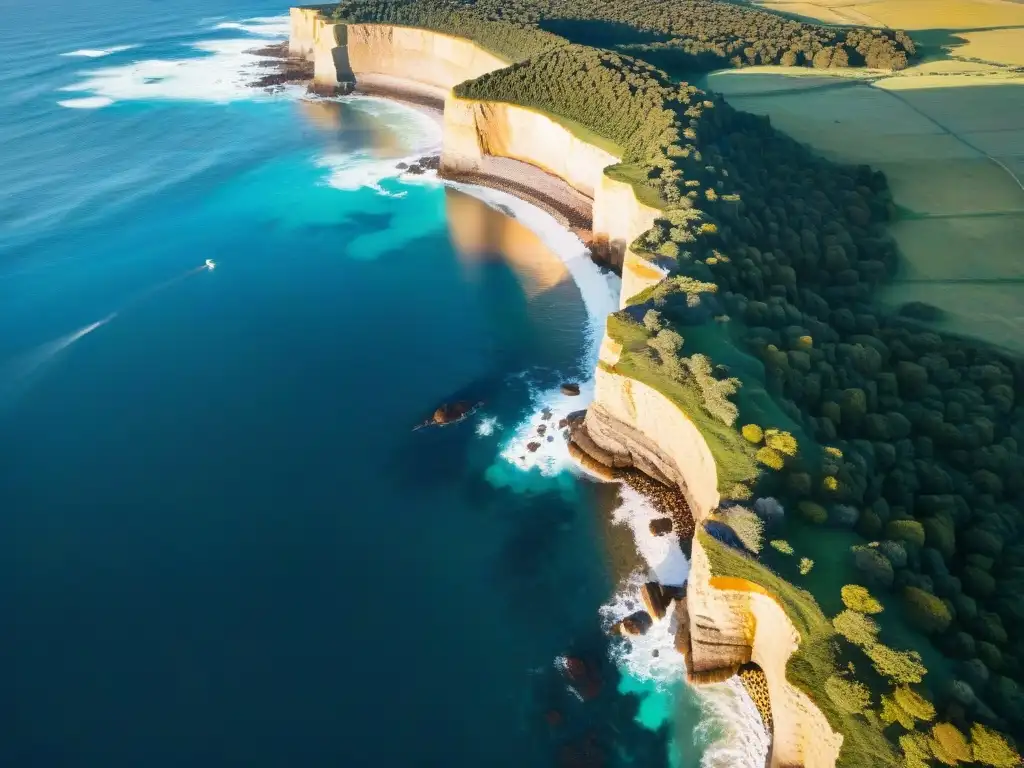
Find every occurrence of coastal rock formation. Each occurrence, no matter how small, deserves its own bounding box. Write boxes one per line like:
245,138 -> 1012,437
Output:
286,14 -> 848,766
688,537 -> 843,768
571,335 -> 721,524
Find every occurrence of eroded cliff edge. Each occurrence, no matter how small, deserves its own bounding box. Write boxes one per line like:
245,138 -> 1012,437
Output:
288,10 -> 843,765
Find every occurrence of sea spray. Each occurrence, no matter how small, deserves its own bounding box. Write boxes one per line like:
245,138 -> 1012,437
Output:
58,18 -> 295,107
695,678 -> 772,768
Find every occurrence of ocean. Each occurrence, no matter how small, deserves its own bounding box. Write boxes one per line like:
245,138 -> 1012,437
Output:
0,1 -> 767,765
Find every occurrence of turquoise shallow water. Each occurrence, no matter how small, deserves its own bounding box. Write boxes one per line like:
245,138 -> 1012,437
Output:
0,2 -> 766,765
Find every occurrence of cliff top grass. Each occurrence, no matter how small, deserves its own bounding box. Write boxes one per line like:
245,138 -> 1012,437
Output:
699,529 -> 901,767
606,312 -> 760,495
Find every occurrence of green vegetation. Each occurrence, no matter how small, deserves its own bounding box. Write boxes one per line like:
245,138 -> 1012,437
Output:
334,0 -> 916,74
323,0 -> 1023,759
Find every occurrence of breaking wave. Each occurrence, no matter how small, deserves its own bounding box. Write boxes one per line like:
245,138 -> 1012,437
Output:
61,45 -> 138,58
57,17 -> 292,107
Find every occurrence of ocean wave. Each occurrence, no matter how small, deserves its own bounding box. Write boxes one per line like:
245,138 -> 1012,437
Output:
611,484 -> 690,586
447,182 -> 619,477
57,16 -> 291,107
316,97 -> 443,196
56,96 -> 115,109
213,18 -> 291,38
696,678 -> 772,768
60,45 -> 138,58
600,571 -> 688,686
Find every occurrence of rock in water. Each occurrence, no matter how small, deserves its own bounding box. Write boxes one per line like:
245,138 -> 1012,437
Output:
560,382 -> 581,396
527,442 -> 541,453
617,610 -> 653,636
649,517 -> 673,536
432,400 -> 475,425
641,582 -> 667,620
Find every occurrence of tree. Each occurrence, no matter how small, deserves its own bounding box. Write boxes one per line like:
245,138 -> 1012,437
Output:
643,309 -> 663,332
930,723 -> 972,766
757,446 -> 785,470
903,586 -> 953,634
841,584 -> 883,614
866,643 -> 926,684
886,519 -> 926,548
900,731 -> 932,768
833,609 -> 879,646
970,724 -> 1021,768
880,693 -> 916,729
853,545 -> 894,589
893,686 -> 936,722
824,675 -> 870,714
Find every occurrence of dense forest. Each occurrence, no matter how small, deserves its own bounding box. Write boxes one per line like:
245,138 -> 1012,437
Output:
332,0 -> 916,71
325,1 -> 1022,765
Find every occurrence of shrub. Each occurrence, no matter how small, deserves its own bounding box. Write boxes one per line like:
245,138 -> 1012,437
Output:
970,724 -> 1021,768
901,732 -> 932,768
756,446 -> 785,470
963,567 -> 996,598
866,643 -> 927,684
728,482 -> 753,500
721,506 -> 764,553
741,424 -> 763,444
841,584 -> 883,614
880,693 -> 916,729
886,519 -> 926,548
642,309 -> 663,332
799,557 -> 814,575
685,353 -> 739,426
798,500 -> 828,524
824,675 -> 871,714
893,685 -> 936,722
930,723 -> 971,766
765,428 -> 798,456
833,609 -> 879,646
904,586 -> 953,634
770,539 -> 794,555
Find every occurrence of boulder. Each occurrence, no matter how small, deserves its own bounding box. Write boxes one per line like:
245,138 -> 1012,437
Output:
537,424 -> 547,436
561,382 -> 581,396
527,442 -> 541,453
649,517 -> 674,536
641,582 -> 668,620
541,408 -> 553,421
558,418 -> 569,429
618,610 -> 653,636
432,400 -> 476,425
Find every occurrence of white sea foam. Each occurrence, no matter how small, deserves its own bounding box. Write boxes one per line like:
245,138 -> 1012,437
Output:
601,571 -> 688,685
476,416 -> 500,437
612,484 -> 690,586
58,17 -> 292,107
214,17 -> 291,37
56,96 -> 114,109
61,45 -> 138,58
446,182 -> 619,477
317,97 -> 443,196
696,678 -> 772,768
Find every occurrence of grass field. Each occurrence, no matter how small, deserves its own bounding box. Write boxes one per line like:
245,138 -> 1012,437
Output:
706,1 -> 1024,351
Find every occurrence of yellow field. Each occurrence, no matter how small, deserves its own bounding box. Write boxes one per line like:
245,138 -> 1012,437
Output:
949,29 -> 1024,67
848,0 -> 1024,29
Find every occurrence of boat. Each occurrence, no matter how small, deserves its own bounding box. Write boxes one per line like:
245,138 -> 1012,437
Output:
205,259 -> 216,270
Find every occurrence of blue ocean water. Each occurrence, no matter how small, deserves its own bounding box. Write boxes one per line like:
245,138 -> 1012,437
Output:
0,1 -> 767,765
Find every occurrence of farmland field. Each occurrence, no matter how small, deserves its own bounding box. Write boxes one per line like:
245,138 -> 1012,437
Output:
710,0 -> 1024,350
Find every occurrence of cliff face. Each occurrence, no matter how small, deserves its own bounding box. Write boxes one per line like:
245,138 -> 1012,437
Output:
287,14 -> 843,765
346,25 -> 508,97
442,95 -> 662,267
688,539 -> 844,768
584,335 -> 722,522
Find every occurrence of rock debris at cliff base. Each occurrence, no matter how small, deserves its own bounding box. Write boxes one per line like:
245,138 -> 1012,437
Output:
245,43 -> 315,89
